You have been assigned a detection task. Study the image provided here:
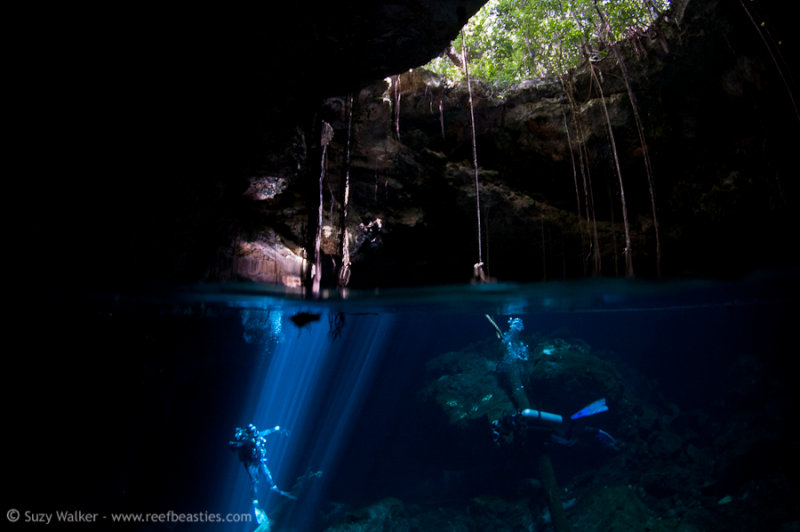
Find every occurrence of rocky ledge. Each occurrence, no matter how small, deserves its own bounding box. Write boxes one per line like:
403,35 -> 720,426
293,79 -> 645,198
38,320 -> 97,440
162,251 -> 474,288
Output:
222,0 -> 800,288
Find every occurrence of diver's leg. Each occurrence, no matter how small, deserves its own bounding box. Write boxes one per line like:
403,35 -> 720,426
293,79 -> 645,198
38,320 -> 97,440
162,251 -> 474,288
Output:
247,464 -> 269,525
270,485 -> 297,500
498,363 -> 531,411
252,500 -> 268,526
247,464 -> 261,500
260,463 -> 297,500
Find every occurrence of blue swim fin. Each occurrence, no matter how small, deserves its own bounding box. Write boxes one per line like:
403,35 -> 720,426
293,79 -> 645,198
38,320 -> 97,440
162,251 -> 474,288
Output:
570,398 -> 608,420
254,505 -> 268,525
594,428 -> 623,451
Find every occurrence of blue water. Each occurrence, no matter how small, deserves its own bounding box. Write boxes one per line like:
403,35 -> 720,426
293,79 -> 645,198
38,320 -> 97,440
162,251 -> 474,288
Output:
5,269 -> 798,530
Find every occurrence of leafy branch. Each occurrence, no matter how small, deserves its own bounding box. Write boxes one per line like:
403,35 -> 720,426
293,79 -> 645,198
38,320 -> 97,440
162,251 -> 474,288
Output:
422,0 -> 670,85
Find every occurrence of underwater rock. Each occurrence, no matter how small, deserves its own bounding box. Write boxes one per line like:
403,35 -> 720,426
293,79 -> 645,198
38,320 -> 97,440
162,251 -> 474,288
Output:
568,485 -> 700,532
325,497 -> 410,532
324,491 -> 537,531
410,506 -> 472,532
468,495 -> 536,531
417,323 -> 732,528
421,338 -> 514,426
422,332 -> 632,433
649,427 -> 685,457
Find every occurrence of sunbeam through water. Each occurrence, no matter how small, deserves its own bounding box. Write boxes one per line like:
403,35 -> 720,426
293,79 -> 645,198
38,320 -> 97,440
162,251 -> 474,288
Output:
222,305 -> 397,531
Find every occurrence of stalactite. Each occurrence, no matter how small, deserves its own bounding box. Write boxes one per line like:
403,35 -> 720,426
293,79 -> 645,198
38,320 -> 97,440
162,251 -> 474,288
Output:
338,95 -> 354,290
589,63 -> 634,277
538,453 -> 571,532
462,35 -> 485,281
313,121 -> 334,295
327,181 -> 337,219
394,74 -> 402,141
302,119 -> 320,291
439,97 -> 445,140
425,85 -> 432,113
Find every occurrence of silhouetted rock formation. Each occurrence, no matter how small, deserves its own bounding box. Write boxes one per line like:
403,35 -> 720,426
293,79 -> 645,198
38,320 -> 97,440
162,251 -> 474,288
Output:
225,0 -> 800,287
13,0 -> 799,289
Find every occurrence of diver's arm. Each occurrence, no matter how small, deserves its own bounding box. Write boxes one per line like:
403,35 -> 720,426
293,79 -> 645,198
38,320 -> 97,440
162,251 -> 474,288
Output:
258,426 -> 286,437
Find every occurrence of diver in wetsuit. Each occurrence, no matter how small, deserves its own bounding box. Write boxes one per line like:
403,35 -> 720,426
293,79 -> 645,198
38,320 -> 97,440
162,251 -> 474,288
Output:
230,424 -> 296,525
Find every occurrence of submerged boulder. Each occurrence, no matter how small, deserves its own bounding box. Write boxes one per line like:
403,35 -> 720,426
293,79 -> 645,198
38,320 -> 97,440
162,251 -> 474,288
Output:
569,485 -> 700,532
421,329 -> 632,434
325,497 -> 411,532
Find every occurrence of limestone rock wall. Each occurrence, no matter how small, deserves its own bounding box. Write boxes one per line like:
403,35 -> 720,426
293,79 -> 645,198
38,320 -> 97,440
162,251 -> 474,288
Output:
226,0 -> 800,287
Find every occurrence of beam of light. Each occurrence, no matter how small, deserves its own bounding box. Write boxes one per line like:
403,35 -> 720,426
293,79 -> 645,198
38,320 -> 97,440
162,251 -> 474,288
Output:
221,302 -> 395,531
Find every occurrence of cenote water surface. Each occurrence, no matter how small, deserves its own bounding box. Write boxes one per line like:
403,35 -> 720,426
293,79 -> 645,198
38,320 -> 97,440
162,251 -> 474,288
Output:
8,269 -> 799,531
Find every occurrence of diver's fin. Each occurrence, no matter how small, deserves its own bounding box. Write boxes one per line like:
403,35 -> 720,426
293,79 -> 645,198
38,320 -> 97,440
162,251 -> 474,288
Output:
254,505 -> 268,525
570,398 -> 608,420
594,428 -> 623,450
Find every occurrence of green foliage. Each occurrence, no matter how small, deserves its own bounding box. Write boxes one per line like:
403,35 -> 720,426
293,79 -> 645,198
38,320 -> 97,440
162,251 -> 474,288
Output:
422,0 -> 670,85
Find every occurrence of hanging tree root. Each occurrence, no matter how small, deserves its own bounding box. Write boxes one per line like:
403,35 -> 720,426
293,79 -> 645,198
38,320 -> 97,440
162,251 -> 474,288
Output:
538,452 -> 571,532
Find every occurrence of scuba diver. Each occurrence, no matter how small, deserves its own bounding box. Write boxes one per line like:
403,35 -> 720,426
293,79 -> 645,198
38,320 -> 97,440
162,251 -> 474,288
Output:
230,424 -> 297,527
484,316 -> 621,451
491,397 -> 623,451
